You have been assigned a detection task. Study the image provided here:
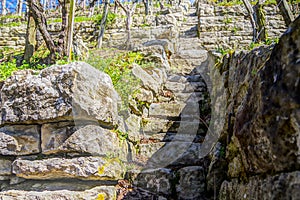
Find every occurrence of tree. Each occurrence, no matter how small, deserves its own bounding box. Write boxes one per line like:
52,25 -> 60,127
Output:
276,0 -> 294,26
1,0 -> 6,15
25,0 -> 75,63
97,0 -> 109,48
66,0 -> 75,61
115,0 -> 138,49
143,0 -> 151,15
253,0 -> 267,42
27,0 -> 58,61
17,0 -> 23,16
24,9 -> 37,62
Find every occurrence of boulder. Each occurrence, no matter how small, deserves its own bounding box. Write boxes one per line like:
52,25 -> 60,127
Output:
0,62 -> 118,127
232,16 -> 300,175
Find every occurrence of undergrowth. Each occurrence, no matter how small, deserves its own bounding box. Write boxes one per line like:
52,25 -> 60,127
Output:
86,50 -> 154,112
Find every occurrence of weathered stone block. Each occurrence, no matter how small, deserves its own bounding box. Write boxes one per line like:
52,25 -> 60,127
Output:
149,103 -> 184,118
57,125 -> 129,161
0,125 -> 40,155
0,159 -> 12,176
41,122 -> 76,154
0,62 -> 118,126
134,168 -> 174,196
0,186 -> 116,200
219,171 -> 300,200
12,156 -> 125,180
125,114 -> 142,142
176,166 -> 206,199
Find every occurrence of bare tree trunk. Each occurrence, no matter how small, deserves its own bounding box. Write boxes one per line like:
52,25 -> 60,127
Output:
276,0 -> 294,26
143,0 -> 149,15
28,0 -> 58,60
254,0 -> 267,42
242,0 -> 259,42
58,0 -> 71,57
24,11 -> 37,62
17,0 -> 23,16
196,0 -> 201,38
1,0 -> 7,15
88,0 -> 97,17
115,0 -> 138,49
97,0 -> 109,48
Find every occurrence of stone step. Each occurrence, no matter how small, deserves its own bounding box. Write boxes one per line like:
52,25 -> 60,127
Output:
141,132 -> 206,143
148,102 -> 204,119
141,117 -> 208,135
164,80 -> 207,93
139,142 -> 206,167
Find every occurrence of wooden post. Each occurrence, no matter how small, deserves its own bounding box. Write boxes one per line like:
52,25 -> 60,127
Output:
67,0 -> 75,61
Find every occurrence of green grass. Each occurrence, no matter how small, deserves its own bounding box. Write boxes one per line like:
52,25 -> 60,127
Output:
0,21 -> 22,27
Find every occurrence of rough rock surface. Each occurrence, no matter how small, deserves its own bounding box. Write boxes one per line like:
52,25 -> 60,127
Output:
219,171 -> 300,200
0,62 -> 118,126
57,125 -> 129,161
0,186 -> 116,200
0,125 -> 40,155
215,16 -> 300,199
12,156 -> 125,180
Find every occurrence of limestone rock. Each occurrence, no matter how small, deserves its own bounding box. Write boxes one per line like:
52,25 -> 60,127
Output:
41,122 -> 76,154
219,171 -> 300,200
124,114 -> 142,142
132,64 -> 166,94
57,125 -> 129,161
176,166 -> 206,200
149,103 -> 185,118
232,16 -> 300,175
0,125 -> 40,155
0,62 -> 118,126
0,186 -> 116,200
12,156 -> 125,180
0,159 -> 12,176
134,168 -> 174,196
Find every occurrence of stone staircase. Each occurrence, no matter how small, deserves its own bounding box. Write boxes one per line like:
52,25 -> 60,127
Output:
124,5 -> 214,199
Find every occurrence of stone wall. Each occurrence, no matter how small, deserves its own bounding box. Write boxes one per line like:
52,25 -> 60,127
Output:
197,3 -> 288,49
0,2 -> 297,52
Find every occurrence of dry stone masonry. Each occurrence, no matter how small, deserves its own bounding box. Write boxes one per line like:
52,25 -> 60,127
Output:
1,2 -> 298,52
0,2 -> 299,200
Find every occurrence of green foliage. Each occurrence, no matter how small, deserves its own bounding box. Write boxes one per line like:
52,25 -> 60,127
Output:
141,23 -> 151,28
0,47 -> 70,81
114,129 -> 128,141
248,38 -> 279,50
223,16 -> 232,25
94,12 -> 118,28
215,0 -> 243,6
216,46 -> 234,56
86,50 -> 153,111
0,14 -> 22,20
0,21 -> 22,27
0,58 -> 47,81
